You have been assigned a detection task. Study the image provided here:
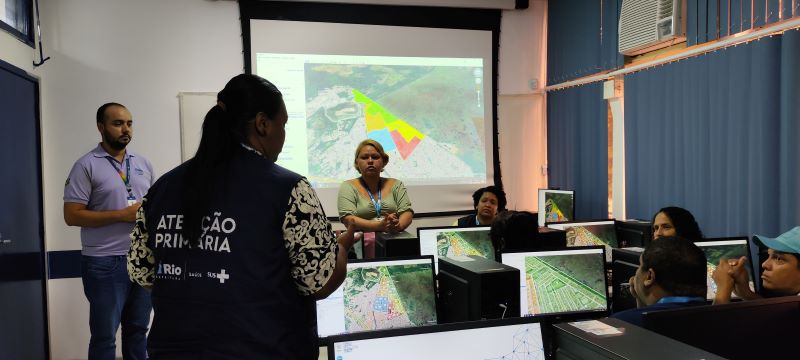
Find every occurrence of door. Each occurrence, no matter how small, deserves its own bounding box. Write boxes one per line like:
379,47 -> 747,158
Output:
0,59 -> 48,359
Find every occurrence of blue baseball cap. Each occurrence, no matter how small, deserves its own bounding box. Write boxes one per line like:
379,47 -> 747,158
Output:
754,226 -> 800,254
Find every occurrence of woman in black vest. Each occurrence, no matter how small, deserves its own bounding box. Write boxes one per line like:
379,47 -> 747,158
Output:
127,74 -> 355,359
454,186 -> 507,227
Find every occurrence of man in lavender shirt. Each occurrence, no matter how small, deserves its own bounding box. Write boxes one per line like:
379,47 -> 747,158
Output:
64,102 -> 154,360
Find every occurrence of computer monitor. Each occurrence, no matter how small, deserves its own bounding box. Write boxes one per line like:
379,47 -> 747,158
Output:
315,256 -> 438,340
417,226 -> 493,272
694,237 -> 755,300
546,220 -> 618,262
501,246 -> 609,317
642,296 -> 800,360
538,189 -> 575,226
610,247 -> 645,313
327,316 -> 550,360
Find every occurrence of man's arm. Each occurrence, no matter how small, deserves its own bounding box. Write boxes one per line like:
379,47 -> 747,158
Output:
64,202 -> 140,227
729,256 -> 760,300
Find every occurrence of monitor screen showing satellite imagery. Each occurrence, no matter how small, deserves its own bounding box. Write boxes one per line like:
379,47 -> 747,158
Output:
316,257 -> 438,338
547,220 -> 618,262
538,189 -> 575,226
695,238 -> 755,300
418,226 -> 493,272
502,247 -> 608,317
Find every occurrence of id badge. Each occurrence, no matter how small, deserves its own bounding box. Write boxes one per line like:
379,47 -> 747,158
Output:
127,194 -> 137,206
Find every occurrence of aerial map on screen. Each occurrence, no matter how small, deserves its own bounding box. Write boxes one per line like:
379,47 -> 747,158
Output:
563,223 -> 617,262
544,192 -> 573,223
343,264 -> 437,332
436,230 -> 494,259
701,243 -> 754,299
304,63 -> 486,186
524,254 -> 606,315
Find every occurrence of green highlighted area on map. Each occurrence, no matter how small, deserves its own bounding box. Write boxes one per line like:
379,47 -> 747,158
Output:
545,193 -> 573,223
343,264 -> 436,332
524,255 -> 606,314
436,230 -> 494,259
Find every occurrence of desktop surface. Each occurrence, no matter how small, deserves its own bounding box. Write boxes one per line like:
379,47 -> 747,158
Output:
554,317 -> 725,360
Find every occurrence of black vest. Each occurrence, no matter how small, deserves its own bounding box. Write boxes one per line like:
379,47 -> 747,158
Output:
456,213 -> 480,227
143,148 -> 317,359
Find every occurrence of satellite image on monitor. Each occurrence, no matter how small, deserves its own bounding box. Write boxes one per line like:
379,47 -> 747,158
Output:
436,230 -> 494,259
702,244 -> 754,299
524,254 -> 606,315
304,63 -> 486,186
544,193 -> 573,223
343,264 -> 437,332
564,224 -> 617,262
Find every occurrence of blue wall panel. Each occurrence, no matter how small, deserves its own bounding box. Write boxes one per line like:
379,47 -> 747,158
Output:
730,0 -> 742,34
707,0 -> 719,41
754,0 -> 767,27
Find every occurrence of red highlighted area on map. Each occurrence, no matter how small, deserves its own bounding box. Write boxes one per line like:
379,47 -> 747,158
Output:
353,89 -> 425,160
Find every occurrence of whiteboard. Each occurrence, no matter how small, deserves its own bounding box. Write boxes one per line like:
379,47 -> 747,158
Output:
178,92 -> 216,161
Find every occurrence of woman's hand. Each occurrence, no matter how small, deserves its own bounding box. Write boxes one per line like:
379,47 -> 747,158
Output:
383,213 -> 402,233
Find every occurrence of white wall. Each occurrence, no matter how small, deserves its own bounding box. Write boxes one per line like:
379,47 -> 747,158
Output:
0,23 -> 35,73
498,0 -> 548,211
37,0 -> 242,358
0,0 -> 546,358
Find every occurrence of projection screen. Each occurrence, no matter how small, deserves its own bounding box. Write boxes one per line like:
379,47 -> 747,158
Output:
244,7 -> 499,217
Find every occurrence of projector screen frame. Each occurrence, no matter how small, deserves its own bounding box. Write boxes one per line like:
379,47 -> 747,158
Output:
238,0 -> 503,218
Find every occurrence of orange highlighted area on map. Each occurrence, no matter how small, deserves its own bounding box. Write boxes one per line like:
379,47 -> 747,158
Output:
353,89 -> 425,160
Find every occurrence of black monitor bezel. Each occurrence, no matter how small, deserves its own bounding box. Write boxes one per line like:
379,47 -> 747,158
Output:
316,255 -> 439,343
500,245 -> 611,318
326,315 -> 554,360
537,188 -> 576,226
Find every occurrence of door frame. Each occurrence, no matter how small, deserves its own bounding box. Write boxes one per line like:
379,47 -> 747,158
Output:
0,58 -> 50,359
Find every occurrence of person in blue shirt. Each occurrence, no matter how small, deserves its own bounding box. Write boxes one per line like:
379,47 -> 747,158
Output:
612,236 -> 708,327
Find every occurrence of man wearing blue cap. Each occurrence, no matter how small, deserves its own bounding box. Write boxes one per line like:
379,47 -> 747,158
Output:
713,226 -> 800,304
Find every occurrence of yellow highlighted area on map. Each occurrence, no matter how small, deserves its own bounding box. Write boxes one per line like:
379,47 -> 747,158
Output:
352,89 -> 425,142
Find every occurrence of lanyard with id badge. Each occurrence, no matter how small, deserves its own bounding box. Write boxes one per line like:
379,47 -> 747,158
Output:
359,177 -> 382,220
106,157 -> 137,206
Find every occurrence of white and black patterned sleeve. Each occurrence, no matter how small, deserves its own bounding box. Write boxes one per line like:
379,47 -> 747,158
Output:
128,203 -> 155,288
282,178 -> 339,296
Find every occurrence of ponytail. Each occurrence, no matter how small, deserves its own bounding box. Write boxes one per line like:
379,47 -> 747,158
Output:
179,74 -> 283,245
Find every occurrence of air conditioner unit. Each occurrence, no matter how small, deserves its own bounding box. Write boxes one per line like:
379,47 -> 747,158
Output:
618,0 -> 686,56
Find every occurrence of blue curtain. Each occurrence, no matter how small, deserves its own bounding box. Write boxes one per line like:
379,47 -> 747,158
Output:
690,1 -> 798,47
547,0 -> 622,84
547,83 -> 608,220
624,29 -> 800,239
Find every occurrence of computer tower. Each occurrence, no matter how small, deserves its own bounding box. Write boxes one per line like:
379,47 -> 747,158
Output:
437,255 -> 519,323
537,226 -> 567,249
375,231 -> 420,258
615,219 -> 652,248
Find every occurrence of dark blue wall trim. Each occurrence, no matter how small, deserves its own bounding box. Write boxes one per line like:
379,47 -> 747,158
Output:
47,250 -> 82,279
